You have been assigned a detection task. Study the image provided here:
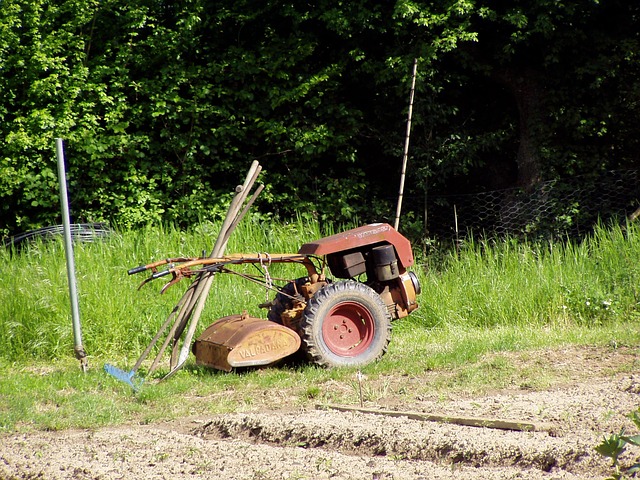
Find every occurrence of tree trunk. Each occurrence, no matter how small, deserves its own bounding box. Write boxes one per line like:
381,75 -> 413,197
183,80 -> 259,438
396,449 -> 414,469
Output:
495,68 -> 544,190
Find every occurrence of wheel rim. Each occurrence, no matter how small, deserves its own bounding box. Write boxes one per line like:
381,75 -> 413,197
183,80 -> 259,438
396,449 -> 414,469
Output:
321,301 -> 375,357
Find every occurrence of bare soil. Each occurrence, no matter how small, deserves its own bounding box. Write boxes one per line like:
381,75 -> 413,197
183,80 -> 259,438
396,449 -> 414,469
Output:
2,346 -> 640,480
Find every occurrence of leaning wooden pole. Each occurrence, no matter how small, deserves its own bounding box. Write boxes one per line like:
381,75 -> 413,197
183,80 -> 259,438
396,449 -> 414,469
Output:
394,58 -> 418,231
125,161 -> 263,379
162,161 -> 262,378
105,163 -> 264,389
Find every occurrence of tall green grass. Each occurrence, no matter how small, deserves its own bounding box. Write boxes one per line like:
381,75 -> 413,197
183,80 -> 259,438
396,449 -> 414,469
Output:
0,217 -> 329,362
412,222 -> 640,330
2,219 -> 640,432
1,218 -> 639,365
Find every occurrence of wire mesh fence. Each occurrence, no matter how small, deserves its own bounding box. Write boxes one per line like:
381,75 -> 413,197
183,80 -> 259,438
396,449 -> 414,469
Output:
2,223 -> 113,248
413,170 -> 640,241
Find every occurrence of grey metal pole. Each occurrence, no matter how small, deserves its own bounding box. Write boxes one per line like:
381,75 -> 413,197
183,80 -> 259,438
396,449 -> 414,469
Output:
56,138 -> 88,372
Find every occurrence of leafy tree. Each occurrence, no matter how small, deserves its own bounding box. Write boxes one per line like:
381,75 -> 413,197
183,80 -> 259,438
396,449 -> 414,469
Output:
1,0 -> 638,238
0,0 -> 99,232
406,0 -> 640,193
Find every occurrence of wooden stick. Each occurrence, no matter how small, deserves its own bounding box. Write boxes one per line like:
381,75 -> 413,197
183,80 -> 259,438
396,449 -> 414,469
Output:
216,161 -> 261,252
316,404 -> 555,433
220,183 -> 264,254
163,162 -> 262,378
129,162 -> 262,379
394,58 -> 418,231
149,282 -> 197,374
171,162 -> 259,339
628,205 -> 640,223
132,281 -> 194,373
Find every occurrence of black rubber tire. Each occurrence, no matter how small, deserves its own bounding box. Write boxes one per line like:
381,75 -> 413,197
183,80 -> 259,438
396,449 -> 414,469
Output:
300,280 -> 391,368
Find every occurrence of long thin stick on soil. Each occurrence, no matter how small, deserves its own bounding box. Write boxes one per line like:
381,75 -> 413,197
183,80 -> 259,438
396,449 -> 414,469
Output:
317,404 -> 555,433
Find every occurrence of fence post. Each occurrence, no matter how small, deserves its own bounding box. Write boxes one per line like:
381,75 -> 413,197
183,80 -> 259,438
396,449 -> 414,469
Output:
56,138 -> 88,372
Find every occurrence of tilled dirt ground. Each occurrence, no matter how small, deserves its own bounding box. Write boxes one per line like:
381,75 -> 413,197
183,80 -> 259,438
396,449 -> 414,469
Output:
2,346 -> 640,479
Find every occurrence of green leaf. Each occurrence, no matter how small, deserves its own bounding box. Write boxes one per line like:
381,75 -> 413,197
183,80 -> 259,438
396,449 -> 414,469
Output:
621,434 -> 640,447
595,434 -> 626,463
628,409 -> 640,429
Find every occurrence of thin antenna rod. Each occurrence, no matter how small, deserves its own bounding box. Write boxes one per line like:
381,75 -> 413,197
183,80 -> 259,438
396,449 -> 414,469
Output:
394,58 -> 418,230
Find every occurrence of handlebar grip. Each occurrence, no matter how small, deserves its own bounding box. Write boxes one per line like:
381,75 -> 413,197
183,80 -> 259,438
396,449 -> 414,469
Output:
128,265 -> 147,275
152,269 -> 171,279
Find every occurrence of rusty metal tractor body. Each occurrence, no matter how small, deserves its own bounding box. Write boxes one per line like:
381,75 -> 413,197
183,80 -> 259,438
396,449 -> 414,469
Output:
192,223 -> 420,371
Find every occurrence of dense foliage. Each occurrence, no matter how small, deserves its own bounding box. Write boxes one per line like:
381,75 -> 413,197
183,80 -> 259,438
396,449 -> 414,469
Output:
1,0 -> 639,236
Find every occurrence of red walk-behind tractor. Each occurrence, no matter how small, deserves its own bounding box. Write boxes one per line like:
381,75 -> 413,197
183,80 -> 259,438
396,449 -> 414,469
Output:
127,223 -> 421,376
104,164 -> 420,389
197,223 -> 420,371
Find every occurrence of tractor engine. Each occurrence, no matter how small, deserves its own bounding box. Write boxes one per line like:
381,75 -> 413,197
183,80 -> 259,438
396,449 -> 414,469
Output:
298,223 -> 421,320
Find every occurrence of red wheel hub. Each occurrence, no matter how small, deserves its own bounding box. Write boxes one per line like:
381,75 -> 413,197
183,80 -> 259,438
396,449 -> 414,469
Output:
321,301 -> 375,357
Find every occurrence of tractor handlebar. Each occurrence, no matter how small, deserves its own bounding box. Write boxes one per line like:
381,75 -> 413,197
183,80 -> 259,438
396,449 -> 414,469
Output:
127,265 -> 148,275
152,269 -> 172,279
129,253 -> 318,294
